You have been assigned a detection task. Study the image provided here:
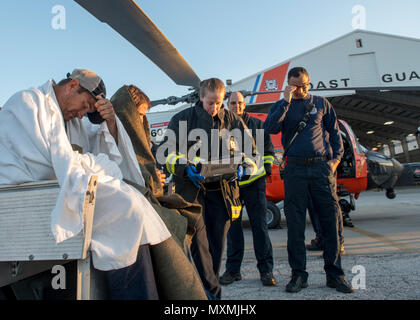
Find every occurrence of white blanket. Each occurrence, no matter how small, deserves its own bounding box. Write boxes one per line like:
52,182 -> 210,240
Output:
0,80 -> 170,270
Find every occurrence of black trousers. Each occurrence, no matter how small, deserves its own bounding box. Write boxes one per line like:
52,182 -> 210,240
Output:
283,160 -> 344,280
225,178 -> 274,274
190,212 -> 222,299
193,189 -> 230,297
308,194 -> 344,246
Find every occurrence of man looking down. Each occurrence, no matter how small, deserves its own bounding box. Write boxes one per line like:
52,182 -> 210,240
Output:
0,69 -> 206,299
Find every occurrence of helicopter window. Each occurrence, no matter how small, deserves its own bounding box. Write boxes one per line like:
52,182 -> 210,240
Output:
359,144 -> 368,153
337,129 -> 355,178
340,131 -> 351,152
344,125 -> 362,154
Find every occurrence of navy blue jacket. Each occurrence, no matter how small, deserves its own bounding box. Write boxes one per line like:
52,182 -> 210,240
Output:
263,95 -> 343,161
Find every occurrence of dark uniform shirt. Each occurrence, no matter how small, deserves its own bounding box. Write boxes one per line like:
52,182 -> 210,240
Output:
164,101 -> 255,202
263,95 -> 343,161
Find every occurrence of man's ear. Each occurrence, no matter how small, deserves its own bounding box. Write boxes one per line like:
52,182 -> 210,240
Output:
67,79 -> 80,93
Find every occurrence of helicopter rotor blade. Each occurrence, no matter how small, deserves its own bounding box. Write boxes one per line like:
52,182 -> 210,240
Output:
74,0 -> 201,88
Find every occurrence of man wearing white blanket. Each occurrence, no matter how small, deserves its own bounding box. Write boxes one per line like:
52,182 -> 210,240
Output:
0,69 -> 206,300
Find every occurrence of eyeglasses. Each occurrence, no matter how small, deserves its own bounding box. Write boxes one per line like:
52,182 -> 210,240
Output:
293,83 -> 310,89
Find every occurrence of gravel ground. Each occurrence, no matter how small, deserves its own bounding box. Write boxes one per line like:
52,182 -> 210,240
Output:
221,252 -> 420,300
220,187 -> 420,300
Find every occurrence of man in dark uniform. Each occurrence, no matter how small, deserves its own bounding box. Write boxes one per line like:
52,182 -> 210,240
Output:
219,91 -> 276,287
162,78 -> 257,298
264,67 -> 353,294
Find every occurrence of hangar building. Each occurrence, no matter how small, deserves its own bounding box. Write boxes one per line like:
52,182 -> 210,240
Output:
228,30 -> 420,163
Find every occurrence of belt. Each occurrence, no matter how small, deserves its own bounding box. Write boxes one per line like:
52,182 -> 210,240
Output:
286,156 -> 327,165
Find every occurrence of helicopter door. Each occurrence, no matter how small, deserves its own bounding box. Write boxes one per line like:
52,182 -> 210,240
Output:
337,119 -> 367,180
337,120 -> 357,179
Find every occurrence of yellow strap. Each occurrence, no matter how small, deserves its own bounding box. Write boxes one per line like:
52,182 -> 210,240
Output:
243,157 -> 258,176
165,153 -> 177,174
263,155 -> 274,164
239,166 -> 266,186
192,157 -> 204,165
165,153 -> 185,175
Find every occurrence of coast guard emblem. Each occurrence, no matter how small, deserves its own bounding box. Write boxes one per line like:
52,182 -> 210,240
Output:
265,79 -> 278,91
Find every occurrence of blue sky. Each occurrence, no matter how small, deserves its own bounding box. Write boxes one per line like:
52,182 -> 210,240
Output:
1,0 -> 420,108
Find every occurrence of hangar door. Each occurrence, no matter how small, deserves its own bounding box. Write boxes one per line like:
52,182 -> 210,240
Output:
349,52 -> 380,87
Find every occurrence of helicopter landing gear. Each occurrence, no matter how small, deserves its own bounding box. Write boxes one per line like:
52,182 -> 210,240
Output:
339,198 -> 355,228
386,188 -> 396,199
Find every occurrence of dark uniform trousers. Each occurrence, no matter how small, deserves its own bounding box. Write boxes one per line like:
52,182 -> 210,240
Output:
283,160 -> 344,280
308,185 -> 344,247
226,177 -> 274,274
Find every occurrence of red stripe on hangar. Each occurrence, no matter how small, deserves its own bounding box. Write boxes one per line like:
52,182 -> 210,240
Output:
150,122 -> 169,128
256,62 -> 290,103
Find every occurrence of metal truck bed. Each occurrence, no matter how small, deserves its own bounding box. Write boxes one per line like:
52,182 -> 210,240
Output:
0,177 -> 104,300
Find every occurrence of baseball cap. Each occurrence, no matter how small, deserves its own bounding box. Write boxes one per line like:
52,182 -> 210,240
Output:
66,69 -> 107,124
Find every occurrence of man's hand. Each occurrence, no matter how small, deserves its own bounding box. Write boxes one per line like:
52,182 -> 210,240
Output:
95,96 -> 115,122
328,159 -> 340,173
156,169 -> 166,188
283,85 -> 297,104
96,95 -> 118,144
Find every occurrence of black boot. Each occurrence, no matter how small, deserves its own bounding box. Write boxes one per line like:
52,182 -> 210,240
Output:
326,276 -> 354,293
285,275 -> 308,293
306,237 -> 324,251
219,270 -> 242,285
